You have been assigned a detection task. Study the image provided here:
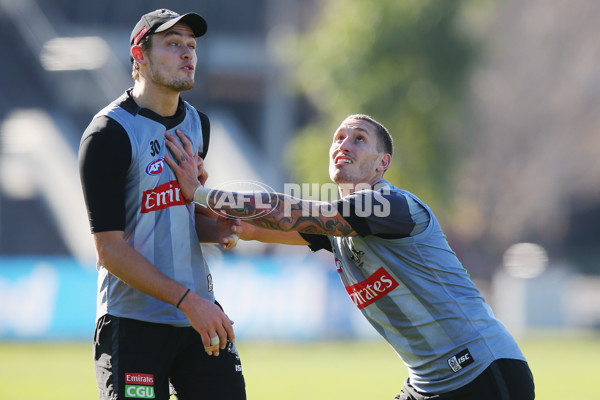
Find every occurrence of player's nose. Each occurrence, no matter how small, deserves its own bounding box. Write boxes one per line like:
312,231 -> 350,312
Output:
181,47 -> 194,60
338,137 -> 352,152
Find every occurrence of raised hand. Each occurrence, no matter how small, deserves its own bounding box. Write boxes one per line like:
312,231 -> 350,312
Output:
164,129 -> 201,201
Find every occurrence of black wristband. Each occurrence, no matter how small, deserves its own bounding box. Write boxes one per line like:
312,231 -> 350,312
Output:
176,288 -> 191,309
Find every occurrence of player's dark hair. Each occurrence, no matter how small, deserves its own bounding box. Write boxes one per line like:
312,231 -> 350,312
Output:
347,114 -> 394,156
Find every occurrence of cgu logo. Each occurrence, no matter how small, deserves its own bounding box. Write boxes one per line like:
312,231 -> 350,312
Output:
345,267 -> 398,309
140,180 -> 187,213
145,158 -> 164,176
125,385 -> 155,399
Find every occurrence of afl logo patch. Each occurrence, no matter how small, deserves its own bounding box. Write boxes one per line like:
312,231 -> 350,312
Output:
145,158 -> 164,176
335,258 -> 344,273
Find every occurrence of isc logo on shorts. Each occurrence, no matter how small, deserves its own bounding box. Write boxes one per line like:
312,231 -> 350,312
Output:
125,373 -> 155,399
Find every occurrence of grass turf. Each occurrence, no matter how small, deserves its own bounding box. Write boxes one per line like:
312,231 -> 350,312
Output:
1,333 -> 599,399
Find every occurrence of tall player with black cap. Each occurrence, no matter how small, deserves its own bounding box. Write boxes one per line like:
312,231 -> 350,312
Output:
79,9 -> 245,400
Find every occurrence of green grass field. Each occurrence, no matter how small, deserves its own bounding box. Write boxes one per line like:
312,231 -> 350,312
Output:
1,333 -> 599,399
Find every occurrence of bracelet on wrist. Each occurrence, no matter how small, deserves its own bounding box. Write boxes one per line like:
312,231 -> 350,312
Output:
176,288 -> 191,309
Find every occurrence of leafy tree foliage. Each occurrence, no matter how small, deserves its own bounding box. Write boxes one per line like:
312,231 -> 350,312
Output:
288,0 -> 474,207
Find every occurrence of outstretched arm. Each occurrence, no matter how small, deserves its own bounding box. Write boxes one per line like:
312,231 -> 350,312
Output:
238,220 -> 309,245
165,131 -> 357,237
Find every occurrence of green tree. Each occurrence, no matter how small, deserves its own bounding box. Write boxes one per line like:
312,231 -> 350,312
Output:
288,0 -> 474,208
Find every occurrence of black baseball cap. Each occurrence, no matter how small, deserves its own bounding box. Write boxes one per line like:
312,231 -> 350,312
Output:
130,9 -> 207,46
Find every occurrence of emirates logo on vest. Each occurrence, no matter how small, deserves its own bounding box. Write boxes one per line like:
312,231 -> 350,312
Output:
140,180 -> 187,213
125,373 -> 154,385
345,267 -> 399,309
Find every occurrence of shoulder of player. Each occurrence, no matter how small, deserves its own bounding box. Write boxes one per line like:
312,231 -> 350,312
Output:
348,185 -> 408,204
81,115 -> 131,163
373,184 -> 424,205
83,115 -> 128,141
195,108 -> 209,121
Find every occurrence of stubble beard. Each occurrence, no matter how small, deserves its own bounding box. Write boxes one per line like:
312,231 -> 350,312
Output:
330,166 -> 353,185
149,65 -> 195,92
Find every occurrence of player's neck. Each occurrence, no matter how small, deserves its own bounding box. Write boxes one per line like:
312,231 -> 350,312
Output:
337,176 -> 383,197
131,82 -> 180,117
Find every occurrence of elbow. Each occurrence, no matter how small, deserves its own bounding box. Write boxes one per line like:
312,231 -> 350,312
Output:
95,241 -> 111,266
92,231 -> 124,267
96,242 -> 110,265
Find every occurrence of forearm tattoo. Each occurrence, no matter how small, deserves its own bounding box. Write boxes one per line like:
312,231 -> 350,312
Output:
207,191 -> 355,237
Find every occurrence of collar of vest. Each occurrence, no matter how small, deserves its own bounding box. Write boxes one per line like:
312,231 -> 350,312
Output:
114,88 -> 187,129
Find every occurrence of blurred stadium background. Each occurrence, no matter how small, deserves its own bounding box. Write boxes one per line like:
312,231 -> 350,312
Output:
1,0 -> 600,398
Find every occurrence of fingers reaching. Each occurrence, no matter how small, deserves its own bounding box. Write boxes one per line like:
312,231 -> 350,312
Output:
164,130 -> 202,201
216,214 -> 241,250
221,234 -> 239,250
174,129 -> 195,156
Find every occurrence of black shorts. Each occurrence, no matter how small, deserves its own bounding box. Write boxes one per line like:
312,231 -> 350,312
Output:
93,314 -> 246,400
396,358 -> 534,400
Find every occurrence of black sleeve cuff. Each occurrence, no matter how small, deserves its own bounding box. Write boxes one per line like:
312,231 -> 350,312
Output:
299,233 -> 332,253
334,199 -> 372,237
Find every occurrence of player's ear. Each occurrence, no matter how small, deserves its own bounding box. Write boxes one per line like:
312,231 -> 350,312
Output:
376,153 -> 391,173
131,46 -> 146,64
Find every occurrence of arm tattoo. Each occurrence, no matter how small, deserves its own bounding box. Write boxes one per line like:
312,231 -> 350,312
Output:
208,191 -> 356,237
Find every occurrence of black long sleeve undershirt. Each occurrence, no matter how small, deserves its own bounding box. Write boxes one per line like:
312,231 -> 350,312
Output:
79,116 -> 131,233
